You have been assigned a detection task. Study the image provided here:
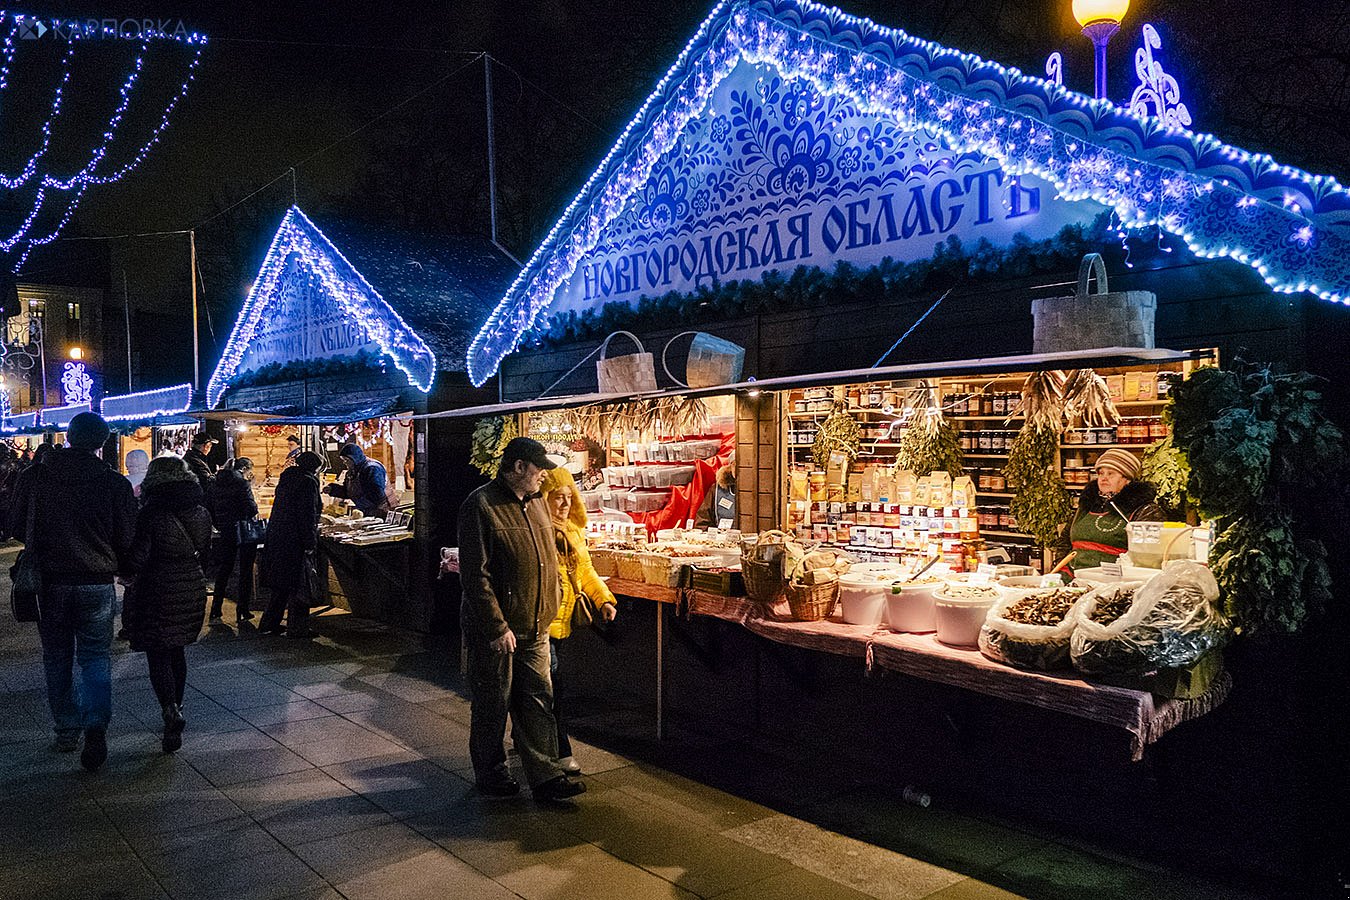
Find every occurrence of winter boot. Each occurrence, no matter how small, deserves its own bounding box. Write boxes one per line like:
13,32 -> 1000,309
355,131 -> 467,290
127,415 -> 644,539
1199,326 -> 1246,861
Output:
161,703 -> 186,753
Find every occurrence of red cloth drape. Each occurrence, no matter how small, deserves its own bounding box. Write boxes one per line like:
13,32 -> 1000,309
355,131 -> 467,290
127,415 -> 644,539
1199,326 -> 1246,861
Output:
630,432 -> 736,537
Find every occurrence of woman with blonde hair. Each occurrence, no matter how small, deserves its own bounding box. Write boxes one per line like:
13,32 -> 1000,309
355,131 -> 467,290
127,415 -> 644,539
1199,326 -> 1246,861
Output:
539,466 -> 616,776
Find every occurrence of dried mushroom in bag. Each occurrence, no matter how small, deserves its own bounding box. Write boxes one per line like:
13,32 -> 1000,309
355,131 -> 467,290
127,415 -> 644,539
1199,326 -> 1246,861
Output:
978,586 -> 1091,671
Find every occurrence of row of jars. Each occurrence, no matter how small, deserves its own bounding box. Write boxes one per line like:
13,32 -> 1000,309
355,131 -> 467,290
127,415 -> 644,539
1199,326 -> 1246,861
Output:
957,429 -> 1017,453
970,467 -> 1008,493
943,390 -> 1023,417
976,505 -> 1020,531
1063,417 -> 1168,445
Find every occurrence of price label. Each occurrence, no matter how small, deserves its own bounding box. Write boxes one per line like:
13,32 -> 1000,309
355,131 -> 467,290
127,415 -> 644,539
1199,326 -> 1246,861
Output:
1100,562 -> 1124,580
977,563 -> 999,577
1040,574 -> 1063,588
969,571 -> 993,586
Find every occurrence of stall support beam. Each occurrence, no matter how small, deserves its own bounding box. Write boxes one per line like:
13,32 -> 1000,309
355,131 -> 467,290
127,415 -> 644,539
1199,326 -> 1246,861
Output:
655,602 -> 665,740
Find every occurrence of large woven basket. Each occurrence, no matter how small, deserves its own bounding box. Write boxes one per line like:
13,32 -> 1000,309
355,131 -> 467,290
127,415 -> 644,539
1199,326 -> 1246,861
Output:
785,578 -> 840,622
741,555 -> 785,603
590,548 -> 615,578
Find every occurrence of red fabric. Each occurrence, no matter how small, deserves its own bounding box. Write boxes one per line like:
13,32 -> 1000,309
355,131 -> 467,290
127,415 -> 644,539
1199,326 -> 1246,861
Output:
1071,540 -> 1127,556
631,432 -> 735,537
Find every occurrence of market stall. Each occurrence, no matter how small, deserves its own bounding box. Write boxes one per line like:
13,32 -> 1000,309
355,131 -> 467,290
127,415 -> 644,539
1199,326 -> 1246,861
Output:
202,206 -> 514,630
442,0 -> 1348,769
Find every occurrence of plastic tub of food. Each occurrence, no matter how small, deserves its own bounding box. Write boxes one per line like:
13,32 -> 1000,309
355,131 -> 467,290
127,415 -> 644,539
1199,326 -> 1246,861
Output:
837,573 -> 890,627
885,576 -> 942,633
933,582 -> 1004,647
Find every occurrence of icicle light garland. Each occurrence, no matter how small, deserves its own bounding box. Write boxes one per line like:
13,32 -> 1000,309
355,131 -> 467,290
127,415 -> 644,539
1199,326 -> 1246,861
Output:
99,383 -> 193,422
0,12 -> 205,268
468,0 -> 1350,385
206,207 -> 437,409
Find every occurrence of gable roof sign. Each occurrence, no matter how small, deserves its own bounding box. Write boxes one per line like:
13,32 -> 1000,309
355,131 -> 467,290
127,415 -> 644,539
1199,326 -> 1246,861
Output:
206,206 -> 438,409
467,0 -> 1350,385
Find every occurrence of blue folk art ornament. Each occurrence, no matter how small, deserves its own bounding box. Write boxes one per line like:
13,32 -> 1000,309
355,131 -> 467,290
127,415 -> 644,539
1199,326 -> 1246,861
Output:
467,0 -> 1350,386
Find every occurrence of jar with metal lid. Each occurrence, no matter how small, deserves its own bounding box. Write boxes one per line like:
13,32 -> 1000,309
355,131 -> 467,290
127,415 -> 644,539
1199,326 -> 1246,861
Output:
1150,417 -> 1168,440
978,431 -> 992,451
1065,428 -> 1084,445
992,393 -> 1006,416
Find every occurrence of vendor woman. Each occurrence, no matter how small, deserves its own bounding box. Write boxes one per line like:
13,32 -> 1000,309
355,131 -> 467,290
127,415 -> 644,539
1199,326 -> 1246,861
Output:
1056,448 -> 1164,573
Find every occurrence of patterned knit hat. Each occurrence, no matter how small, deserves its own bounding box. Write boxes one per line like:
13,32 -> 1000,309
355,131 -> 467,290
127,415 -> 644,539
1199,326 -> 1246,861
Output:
1095,448 -> 1141,480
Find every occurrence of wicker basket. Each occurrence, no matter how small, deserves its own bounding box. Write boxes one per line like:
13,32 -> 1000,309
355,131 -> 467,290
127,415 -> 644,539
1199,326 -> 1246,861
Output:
785,578 -> 840,622
615,550 -> 647,583
641,553 -> 718,587
741,555 -> 785,603
590,547 -> 615,578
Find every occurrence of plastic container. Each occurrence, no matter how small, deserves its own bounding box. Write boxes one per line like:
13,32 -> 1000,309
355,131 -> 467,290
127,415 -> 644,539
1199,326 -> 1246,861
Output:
933,584 -> 1003,647
885,578 -> 941,633
838,573 -> 892,626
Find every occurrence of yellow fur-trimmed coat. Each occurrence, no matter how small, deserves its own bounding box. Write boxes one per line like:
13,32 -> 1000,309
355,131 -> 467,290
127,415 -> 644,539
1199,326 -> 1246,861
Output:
541,467 -> 617,640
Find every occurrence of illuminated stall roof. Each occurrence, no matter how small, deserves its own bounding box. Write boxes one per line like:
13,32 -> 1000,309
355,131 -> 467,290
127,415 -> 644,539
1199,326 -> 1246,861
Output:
468,0 -> 1350,385
100,383 -> 195,423
208,207 -> 515,409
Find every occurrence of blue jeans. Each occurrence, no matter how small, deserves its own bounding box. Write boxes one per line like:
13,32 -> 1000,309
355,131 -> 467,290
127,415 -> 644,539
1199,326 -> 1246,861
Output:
37,583 -> 115,737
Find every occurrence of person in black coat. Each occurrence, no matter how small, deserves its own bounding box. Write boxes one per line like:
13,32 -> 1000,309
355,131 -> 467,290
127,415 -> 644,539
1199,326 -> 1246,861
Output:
258,451 -> 324,639
123,456 -> 213,753
210,458 -> 260,625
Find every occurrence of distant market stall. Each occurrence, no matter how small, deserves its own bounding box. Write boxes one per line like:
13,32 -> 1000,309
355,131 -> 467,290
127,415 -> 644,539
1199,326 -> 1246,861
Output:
204,206 -> 515,630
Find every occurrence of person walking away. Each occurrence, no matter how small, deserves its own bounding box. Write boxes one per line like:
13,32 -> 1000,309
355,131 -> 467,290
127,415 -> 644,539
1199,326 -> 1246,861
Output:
283,433 -> 302,467
184,432 -> 217,493
10,413 -> 136,771
122,457 -> 212,752
210,458 -> 260,625
125,449 -> 150,499
0,445 -> 21,530
258,451 -> 323,639
2,442 -> 55,540
539,467 -> 617,776
323,442 -> 391,517
458,437 -> 583,803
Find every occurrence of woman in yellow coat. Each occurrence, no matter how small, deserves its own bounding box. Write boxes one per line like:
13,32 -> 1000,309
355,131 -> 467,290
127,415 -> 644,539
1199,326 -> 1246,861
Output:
540,466 -> 617,776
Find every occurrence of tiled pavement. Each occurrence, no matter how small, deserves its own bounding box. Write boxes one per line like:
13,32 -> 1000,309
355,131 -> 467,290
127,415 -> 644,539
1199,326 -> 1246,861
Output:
0,550 -> 1267,900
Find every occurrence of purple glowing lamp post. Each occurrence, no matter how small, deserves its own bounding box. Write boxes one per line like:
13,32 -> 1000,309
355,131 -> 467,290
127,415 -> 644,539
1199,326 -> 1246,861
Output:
1073,0 -> 1130,99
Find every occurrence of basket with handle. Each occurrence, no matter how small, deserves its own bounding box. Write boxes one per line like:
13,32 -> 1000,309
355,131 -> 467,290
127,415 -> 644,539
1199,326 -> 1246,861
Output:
741,554 -> 785,604
597,330 -> 658,394
1031,252 -> 1156,353
784,577 -> 840,622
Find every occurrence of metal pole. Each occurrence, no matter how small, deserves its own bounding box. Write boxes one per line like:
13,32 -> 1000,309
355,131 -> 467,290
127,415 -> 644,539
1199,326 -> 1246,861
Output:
189,230 -> 200,392
484,53 -> 498,246
655,602 -> 664,740
123,269 -> 132,392
1082,21 -> 1120,100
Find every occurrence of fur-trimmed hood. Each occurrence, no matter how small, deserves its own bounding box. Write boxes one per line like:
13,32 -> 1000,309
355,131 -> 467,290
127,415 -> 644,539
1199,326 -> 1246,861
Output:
1077,478 -> 1158,518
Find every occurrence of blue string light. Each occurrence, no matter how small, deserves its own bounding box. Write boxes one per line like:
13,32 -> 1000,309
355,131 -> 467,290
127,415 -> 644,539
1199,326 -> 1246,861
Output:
206,206 -> 438,409
0,11 -> 205,269
99,382 -> 193,421
466,0 -> 1350,386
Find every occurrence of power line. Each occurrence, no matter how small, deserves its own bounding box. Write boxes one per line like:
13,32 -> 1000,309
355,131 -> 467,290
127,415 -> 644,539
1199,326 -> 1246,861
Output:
488,54 -> 606,134
214,36 -> 483,56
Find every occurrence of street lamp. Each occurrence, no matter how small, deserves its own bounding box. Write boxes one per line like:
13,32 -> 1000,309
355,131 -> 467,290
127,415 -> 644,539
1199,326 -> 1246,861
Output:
68,346 -> 83,360
1073,0 -> 1130,100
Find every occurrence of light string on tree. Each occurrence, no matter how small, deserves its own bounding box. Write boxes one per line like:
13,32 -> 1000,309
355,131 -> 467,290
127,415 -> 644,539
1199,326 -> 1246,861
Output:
467,0 -> 1350,385
0,12 -> 206,269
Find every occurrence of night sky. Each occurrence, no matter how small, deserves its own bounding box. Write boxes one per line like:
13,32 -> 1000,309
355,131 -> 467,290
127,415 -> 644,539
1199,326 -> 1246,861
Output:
4,0 -> 1348,373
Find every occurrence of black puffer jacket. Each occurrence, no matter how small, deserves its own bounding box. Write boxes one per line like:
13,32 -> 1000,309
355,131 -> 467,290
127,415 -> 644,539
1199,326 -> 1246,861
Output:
125,480 -> 213,652
211,466 -> 258,527
10,448 -> 137,584
259,466 -> 321,593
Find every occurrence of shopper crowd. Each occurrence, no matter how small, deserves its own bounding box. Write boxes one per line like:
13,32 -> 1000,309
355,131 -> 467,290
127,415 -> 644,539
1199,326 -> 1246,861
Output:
7,421 -> 608,806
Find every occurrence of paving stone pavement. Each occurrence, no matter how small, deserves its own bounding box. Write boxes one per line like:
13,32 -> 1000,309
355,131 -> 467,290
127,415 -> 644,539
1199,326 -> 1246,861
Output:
0,545 -> 1268,900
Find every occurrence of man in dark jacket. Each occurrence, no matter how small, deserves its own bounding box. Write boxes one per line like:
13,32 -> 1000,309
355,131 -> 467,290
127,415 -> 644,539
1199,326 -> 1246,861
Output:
258,451 -> 324,639
11,413 -> 136,772
457,437 -> 581,803
184,432 -> 217,493
323,442 -> 389,517
209,459 -> 260,624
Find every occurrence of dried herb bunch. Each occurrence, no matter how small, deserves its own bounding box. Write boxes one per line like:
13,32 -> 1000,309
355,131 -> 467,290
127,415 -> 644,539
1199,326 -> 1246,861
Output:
812,400 -> 862,468
894,385 -> 962,477
1004,424 -> 1071,546
1062,368 -> 1120,426
470,415 -> 518,477
1140,431 -> 1189,515
1170,363 -> 1347,635
1013,370 -> 1067,430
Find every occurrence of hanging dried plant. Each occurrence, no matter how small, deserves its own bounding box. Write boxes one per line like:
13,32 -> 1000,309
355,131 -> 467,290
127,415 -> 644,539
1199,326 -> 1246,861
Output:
1062,368 -> 1120,426
894,385 -> 963,477
1004,424 -> 1072,546
812,400 -> 862,468
470,415 -> 518,477
1012,369 -> 1067,430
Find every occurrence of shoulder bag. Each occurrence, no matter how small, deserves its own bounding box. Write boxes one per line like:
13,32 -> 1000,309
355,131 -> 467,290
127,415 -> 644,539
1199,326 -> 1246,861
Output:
10,475 -> 43,622
235,517 -> 268,545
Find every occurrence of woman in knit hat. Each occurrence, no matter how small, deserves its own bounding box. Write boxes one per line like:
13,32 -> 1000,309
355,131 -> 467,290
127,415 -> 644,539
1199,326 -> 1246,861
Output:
1055,448 -> 1164,574
538,465 -> 617,776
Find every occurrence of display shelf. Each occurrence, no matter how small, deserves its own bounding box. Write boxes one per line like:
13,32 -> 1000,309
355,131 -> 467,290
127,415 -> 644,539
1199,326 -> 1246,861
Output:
963,453 -> 1009,459
981,529 -> 1037,540
976,491 -> 1016,498
1114,399 -> 1169,407
1059,443 -> 1151,450
950,415 -> 1024,422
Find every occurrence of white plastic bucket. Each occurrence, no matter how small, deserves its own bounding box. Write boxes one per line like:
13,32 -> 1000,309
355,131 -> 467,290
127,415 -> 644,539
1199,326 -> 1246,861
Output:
838,574 -> 889,627
934,587 -> 1002,647
885,580 -> 940,633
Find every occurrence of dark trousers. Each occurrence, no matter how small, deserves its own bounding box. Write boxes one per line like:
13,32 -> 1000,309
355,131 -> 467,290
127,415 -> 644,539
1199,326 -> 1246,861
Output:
145,648 -> 187,708
466,632 -> 562,788
212,533 -> 257,617
548,638 -> 572,758
259,588 -> 309,633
